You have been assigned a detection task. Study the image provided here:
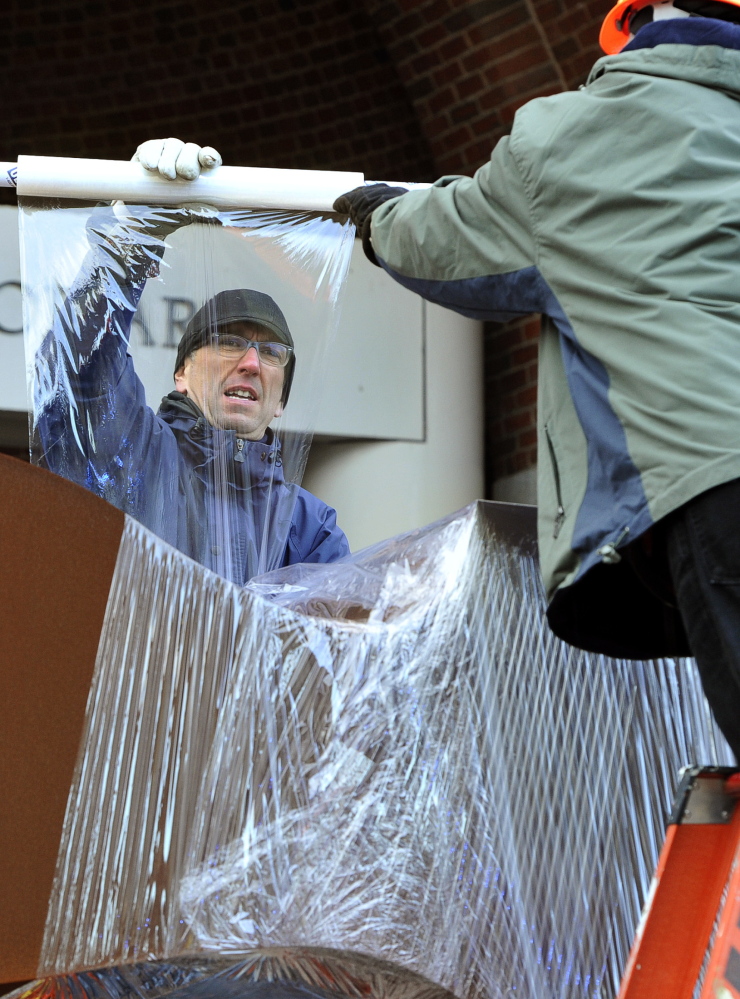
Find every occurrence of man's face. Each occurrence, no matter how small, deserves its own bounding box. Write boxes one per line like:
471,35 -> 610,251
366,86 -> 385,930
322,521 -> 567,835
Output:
174,321 -> 286,439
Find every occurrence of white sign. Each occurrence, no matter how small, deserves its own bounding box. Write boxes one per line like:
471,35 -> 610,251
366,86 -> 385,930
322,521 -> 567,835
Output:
0,206 -> 424,441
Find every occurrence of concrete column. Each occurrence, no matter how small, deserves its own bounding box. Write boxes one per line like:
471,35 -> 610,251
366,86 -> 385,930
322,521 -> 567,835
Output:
303,301 -> 483,551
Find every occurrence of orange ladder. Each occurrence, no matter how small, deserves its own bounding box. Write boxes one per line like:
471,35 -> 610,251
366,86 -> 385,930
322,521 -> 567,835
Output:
618,766 -> 740,999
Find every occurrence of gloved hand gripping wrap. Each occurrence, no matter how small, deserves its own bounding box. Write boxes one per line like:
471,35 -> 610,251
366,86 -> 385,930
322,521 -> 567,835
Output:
333,184 -> 409,266
87,205 -> 222,282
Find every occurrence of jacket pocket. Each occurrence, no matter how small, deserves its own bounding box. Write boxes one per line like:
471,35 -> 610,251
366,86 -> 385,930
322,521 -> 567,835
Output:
545,423 -> 565,539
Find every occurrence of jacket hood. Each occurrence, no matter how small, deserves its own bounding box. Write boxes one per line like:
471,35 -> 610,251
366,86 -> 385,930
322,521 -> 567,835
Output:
588,17 -> 740,97
158,391 -> 203,424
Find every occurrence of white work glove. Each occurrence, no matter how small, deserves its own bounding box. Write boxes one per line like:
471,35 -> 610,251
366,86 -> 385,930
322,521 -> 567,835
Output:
133,138 -> 222,181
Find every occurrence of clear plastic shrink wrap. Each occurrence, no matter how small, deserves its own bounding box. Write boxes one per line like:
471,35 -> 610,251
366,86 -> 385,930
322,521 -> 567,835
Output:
19,198 -> 353,581
12,503 -> 730,999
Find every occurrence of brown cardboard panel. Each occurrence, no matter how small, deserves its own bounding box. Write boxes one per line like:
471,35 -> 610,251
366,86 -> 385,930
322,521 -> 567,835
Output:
0,455 -> 124,981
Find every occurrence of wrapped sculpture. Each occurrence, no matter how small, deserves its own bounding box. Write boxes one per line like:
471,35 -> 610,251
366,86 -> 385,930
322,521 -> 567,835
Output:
3,498 -> 727,999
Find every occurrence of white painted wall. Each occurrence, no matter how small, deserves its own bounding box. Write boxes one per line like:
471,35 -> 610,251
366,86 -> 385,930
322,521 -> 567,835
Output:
0,208 -> 24,413
303,302 -> 484,551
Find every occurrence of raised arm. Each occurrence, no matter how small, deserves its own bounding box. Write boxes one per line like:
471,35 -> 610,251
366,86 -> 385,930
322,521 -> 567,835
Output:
33,139 -> 222,501
33,206 -> 180,488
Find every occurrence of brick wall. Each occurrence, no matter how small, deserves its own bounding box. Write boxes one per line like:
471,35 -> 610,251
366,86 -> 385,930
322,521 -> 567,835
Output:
364,0 -> 562,174
0,0 -> 435,180
485,314 -> 540,480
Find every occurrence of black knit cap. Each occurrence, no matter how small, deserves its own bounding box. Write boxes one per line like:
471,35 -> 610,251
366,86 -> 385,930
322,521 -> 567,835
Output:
175,288 -> 296,405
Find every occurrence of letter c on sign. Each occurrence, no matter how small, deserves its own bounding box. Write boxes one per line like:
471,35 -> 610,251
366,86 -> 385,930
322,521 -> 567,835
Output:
0,281 -> 22,335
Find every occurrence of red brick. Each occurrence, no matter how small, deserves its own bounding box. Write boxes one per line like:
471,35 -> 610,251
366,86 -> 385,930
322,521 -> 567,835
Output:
471,112 -> 501,136
394,9 -> 427,32
468,3 -> 531,44
515,385 -> 539,408
423,114 -> 456,139
496,438 -> 518,457
490,327 -> 524,351
501,369 -> 528,393
503,410 -> 534,433
456,72 -> 485,99
534,0 -> 562,21
439,34 -> 468,60
385,37 -> 421,61
495,42 -> 551,81
424,78 -> 455,108
433,61 -> 463,87
417,22 -> 449,47
510,344 -> 538,366
410,49 -> 444,75
552,37 -> 578,61
478,81 -> 513,113
450,100 -> 478,122
567,48 -> 601,79
464,24 -> 539,68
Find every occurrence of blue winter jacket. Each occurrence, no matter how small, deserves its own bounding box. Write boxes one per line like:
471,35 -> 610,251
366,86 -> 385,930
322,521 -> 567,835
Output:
33,208 -> 349,583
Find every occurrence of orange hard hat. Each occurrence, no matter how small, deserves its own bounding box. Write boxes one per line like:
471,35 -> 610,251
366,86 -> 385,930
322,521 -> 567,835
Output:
600,0 -> 740,53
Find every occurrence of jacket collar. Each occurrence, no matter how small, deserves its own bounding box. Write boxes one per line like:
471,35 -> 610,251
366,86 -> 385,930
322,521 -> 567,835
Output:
588,17 -> 740,94
157,391 -> 284,468
624,17 -> 740,52
158,390 -> 202,423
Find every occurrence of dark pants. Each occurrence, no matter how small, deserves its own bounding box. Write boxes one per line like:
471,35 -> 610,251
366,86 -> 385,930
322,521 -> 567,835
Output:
657,478 -> 740,761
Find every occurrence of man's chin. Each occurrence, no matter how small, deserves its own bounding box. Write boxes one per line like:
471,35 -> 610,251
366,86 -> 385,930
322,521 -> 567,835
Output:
215,401 -> 266,437
215,415 -> 266,439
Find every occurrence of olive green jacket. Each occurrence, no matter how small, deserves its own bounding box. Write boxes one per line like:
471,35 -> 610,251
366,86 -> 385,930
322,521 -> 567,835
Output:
369,19 -> 740,657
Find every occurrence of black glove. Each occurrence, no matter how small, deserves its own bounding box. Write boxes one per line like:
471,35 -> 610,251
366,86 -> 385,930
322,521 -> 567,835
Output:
333,184 -> 408,266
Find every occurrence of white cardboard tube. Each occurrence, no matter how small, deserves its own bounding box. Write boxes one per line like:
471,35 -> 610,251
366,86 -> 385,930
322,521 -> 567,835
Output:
15,155 -> 365,211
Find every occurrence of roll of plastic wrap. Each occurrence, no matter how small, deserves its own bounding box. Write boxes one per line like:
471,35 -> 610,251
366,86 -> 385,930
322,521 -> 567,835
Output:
16,155 -> 365,211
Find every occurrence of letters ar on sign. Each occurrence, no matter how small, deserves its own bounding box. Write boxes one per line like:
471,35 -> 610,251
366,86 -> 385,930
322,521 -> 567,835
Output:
132,297 -> 195,350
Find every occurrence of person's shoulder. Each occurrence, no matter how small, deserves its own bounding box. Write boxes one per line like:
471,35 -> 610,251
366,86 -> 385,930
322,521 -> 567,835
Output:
291,485 -> 340,533
287,486 -> 350,564
510,85 -> 589,157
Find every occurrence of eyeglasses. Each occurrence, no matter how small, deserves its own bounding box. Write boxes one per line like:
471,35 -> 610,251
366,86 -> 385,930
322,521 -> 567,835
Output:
209,333 -> 293,368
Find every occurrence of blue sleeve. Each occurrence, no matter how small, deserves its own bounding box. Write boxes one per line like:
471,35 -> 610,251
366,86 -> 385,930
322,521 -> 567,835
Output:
34,207 -> 169,504
285,489 -> 351,565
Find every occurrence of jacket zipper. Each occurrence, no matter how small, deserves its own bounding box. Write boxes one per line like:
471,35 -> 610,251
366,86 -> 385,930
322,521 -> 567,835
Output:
235,438 -> 245,463
545,424 -> 565,538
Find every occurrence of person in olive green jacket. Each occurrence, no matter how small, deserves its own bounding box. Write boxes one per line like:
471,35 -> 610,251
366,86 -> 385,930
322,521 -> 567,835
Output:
335,0 -> 740,758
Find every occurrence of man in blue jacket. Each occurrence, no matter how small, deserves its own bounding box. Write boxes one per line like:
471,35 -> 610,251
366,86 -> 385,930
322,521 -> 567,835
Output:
35,183 -> 349,584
